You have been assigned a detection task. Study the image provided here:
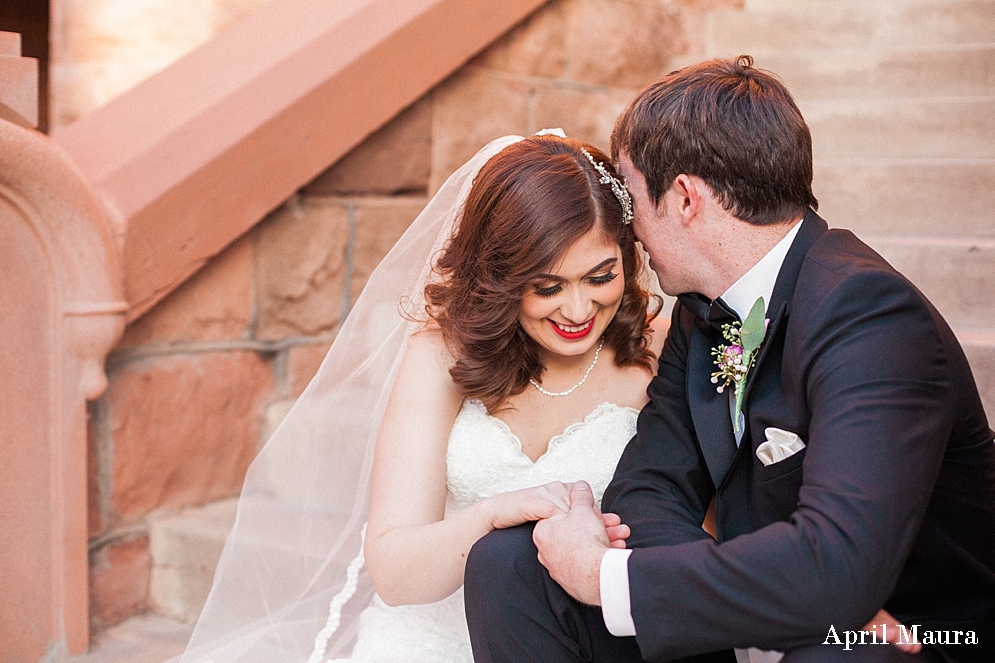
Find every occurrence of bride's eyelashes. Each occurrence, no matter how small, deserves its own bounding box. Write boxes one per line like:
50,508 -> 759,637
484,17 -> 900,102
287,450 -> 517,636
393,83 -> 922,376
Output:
589,271 -> 619,286
532,271 -> 618,298
533,283 -> 564,298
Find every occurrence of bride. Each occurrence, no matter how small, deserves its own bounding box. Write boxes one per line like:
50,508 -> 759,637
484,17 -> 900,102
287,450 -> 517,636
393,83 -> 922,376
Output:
174,132 -> 666,663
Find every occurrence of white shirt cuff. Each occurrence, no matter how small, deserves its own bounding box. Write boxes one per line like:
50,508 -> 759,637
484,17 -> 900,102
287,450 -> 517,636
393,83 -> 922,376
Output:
599,548 -> 636,636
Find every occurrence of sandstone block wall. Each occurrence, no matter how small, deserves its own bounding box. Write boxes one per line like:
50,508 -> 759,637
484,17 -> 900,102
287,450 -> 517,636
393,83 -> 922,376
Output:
83,0 -> 740,630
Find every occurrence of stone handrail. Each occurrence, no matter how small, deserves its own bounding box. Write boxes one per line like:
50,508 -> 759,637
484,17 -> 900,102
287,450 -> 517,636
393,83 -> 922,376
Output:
53,0 -> 548,321
2,31 -> 122,660
0,118 -> 125,659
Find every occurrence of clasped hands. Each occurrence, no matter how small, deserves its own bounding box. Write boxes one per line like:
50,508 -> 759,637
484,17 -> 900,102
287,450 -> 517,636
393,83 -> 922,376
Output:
531,482 -> 921,655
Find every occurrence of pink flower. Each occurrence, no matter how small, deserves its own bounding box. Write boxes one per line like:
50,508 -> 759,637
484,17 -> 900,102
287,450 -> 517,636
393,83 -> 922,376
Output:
725,345 -> 743,358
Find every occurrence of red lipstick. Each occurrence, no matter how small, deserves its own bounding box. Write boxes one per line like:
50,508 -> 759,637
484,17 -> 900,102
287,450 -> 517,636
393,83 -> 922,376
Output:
549,318 -> 594,340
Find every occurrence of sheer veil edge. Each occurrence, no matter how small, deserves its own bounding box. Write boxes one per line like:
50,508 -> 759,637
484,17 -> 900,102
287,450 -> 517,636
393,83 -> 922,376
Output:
173,135 -> 525,663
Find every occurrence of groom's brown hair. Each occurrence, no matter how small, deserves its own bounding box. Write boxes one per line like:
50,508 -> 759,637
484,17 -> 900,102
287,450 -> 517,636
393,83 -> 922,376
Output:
611,55 -> 818,226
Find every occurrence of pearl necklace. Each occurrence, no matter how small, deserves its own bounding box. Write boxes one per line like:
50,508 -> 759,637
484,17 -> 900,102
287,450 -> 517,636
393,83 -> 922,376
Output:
529,340 -> 604,397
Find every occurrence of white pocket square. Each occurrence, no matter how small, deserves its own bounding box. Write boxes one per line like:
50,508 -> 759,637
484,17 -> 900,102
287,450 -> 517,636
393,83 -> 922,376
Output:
756,427 -> 806,466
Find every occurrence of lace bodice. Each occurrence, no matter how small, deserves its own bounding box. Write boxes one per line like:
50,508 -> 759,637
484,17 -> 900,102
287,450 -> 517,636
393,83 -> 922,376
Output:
344,399 -> 638,663
446,399 -> 638,510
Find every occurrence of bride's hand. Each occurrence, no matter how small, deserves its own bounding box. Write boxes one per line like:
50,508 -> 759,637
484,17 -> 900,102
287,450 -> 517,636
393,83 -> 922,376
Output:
602,512 -> 630,549
484,482 -> 573,530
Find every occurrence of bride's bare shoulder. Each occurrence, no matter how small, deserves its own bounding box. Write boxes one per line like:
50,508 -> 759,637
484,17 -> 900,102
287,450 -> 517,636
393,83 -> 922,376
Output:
402,324 -> 459,387
384,324 -> 462,415
408,323 -> 453,362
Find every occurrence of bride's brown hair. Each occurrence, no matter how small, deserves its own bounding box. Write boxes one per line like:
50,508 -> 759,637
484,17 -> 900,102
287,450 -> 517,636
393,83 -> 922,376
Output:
425,135 -> 659,411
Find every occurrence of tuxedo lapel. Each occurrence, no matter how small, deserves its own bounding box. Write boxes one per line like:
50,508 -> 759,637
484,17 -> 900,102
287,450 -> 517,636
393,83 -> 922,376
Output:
688,325 -> 738,490
742,301 -> 785,405
742,210 -> 828,405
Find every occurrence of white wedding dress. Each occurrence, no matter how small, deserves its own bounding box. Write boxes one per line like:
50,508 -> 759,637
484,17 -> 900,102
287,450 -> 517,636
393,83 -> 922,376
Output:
176,134 -> 641,663
337,398 -> 639,663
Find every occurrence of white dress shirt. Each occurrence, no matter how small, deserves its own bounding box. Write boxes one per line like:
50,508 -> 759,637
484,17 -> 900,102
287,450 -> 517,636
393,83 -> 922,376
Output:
599,221 -> 802,663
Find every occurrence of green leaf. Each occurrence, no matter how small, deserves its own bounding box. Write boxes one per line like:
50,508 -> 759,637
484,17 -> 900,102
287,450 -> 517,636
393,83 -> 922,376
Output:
740,296 -> 766,358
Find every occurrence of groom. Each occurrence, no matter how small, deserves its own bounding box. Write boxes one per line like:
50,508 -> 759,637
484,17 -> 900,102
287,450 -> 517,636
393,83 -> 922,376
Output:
464,57 -> 995,662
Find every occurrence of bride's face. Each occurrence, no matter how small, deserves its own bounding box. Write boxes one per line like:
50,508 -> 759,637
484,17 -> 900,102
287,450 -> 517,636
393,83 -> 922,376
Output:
518,226 -> 625,360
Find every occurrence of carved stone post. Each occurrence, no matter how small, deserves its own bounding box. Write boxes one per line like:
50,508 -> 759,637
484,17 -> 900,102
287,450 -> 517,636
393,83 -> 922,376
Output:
0,31 -> 125,661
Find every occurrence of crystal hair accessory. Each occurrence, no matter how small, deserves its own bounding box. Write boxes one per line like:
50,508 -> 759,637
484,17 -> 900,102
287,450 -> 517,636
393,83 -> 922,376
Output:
581,148 -> 634,225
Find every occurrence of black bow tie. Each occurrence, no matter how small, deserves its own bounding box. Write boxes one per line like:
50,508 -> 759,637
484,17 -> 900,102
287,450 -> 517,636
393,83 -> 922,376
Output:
678,293 -> 740,334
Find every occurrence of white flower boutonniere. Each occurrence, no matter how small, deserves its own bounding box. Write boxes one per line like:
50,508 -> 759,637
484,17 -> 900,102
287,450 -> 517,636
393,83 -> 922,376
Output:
710,297 -> 767,433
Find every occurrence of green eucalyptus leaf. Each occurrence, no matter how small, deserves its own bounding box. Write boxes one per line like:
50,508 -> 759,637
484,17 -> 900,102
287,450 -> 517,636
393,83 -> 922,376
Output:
740,296 -> 766,357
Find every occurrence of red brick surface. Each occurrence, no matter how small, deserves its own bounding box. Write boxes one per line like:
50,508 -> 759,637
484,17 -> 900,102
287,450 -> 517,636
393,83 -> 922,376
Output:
470,1 -> 568,78
108,351 -> 273,517
430,69 -> 531,191
287,341 -> 332,396
349,198 -> 427,305
255,200 -> 350,341
564,0 -> 689,88
119,236 -> 254,347
530,85 -> 635,152
89,536 -> 151,629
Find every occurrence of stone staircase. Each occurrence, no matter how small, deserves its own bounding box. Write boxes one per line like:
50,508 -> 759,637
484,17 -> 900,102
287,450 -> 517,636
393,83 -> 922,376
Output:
74,1 -> 995,660
693,0 -> 995,419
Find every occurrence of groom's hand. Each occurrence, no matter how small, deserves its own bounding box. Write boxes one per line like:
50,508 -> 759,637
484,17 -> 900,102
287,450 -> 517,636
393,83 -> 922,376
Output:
866,609 -> 923,655
533,481 -> 610,606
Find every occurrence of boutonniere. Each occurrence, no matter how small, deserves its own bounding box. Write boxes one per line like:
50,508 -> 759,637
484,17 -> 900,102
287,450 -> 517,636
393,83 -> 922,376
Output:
711,297 -> 767,433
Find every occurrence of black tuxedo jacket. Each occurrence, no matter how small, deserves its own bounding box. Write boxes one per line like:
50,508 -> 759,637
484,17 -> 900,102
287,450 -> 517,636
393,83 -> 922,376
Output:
602,211 -> 995,662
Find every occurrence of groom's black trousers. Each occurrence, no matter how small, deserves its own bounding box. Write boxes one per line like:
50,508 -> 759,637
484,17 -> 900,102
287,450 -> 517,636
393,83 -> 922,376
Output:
464,523 -> 734,663
464,524 -> 958,663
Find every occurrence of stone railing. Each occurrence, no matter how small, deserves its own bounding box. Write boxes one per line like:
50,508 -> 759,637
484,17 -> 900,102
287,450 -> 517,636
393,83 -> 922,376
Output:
0,31 -> 125,662
52,0 -> 549,322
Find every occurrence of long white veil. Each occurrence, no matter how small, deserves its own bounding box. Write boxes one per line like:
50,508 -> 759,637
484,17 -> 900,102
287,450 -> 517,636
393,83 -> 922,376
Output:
175,135 -> 525,663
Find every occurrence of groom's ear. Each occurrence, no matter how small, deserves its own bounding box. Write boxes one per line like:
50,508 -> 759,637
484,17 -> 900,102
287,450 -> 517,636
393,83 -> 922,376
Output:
671,174 -> 703,226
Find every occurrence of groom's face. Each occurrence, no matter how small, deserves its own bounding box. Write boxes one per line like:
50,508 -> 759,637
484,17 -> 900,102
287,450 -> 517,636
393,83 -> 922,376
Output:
618,154 -> 688,296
